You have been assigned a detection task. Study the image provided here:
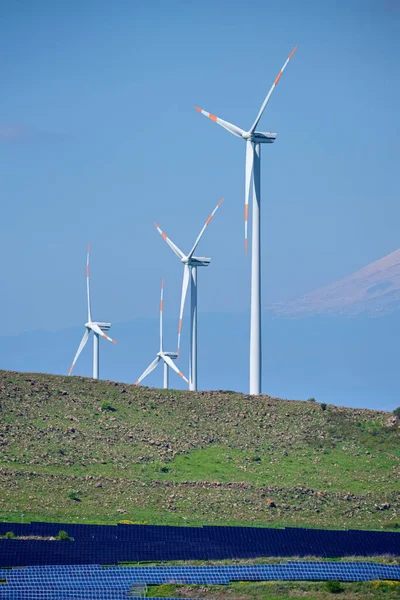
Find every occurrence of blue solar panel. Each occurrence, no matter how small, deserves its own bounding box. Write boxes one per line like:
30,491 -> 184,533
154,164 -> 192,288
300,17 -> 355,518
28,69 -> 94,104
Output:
0,523 -> 398,566
0,560 -> 398,597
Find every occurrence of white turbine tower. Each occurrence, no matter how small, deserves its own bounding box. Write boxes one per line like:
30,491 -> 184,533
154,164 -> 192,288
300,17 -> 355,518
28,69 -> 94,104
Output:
68,244 -> 117,379
154,197 -> 224,391
135,279 -> 188,388
195,47 -> 297,395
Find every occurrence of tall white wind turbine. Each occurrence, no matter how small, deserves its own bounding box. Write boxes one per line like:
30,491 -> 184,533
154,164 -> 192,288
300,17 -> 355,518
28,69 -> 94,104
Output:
68,244 -> 117,379
154,198 -> 224,391
135,279 -> 188,388
195,47 -> 297,395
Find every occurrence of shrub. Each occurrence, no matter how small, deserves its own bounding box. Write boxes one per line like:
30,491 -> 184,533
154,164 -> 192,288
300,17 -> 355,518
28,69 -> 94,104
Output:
150,584 -> 176,596
393,407 -> 400,418
382,521 -> 400,530
68,491 -> 80,502
307,397 -> 316,402
119,520 -> 135,525
325,580 -> 343,593
5,531 -> 15,539
101,401 -> 115,412
56,530 -> 72,541
119,520 -> 149,525
321,403 -> 327,411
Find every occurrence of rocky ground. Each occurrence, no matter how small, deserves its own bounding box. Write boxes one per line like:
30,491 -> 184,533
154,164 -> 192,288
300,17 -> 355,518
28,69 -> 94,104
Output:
0,370 -> 398,528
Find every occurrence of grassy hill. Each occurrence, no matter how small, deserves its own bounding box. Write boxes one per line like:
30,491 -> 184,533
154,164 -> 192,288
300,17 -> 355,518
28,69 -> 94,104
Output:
0,370 -> 398,529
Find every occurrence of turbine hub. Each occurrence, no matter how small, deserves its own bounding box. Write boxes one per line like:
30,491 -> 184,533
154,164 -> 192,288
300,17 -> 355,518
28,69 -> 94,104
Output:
242,132 -> 251,140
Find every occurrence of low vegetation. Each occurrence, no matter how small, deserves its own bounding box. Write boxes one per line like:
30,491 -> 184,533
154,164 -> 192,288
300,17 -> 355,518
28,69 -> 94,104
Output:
4,531 -> 15,539
325,579 -> 343,593
146,580 -> 400,599
0,530 -> 70,541
0,370 -> 398,528
118,557 -> 400,566
56,529 -> 72,541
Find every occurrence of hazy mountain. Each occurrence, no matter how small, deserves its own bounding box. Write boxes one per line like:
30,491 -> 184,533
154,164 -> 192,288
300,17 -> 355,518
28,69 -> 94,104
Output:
268,248 -> 400,317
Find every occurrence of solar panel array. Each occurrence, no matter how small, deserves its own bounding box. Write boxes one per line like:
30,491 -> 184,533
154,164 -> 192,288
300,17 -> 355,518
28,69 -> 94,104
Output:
0,522 -> 398,566
0,562 -> 399,599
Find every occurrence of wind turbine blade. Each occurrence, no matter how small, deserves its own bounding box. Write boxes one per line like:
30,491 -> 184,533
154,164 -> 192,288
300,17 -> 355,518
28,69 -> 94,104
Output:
195,107 -> 245,138
154,223 -> 185,259
159,278 -> 164,352
135,356 -> 160,385
90,322 -> 117,344
68,328 -> 90,375
86,243 -> 92,322
244,141 -> 254,253
249,46 -> 297,134
177,264 -> 190,356
188,197 -> 224,259
162,354 -> 189,384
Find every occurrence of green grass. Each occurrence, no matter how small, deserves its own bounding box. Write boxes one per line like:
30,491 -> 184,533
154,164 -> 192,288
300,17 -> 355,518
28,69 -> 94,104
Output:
146,580 -> 400,599
0,370 -> 399,529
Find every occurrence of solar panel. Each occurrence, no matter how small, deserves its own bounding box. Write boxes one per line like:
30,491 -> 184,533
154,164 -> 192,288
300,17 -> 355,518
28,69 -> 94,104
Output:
0,523 -> 398,566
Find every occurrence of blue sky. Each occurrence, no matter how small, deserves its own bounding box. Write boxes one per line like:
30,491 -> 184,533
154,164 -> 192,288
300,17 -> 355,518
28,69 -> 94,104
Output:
0,1 -> 399,408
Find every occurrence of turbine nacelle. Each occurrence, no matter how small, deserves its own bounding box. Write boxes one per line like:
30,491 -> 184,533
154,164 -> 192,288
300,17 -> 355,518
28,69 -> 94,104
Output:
157,351 -> 178,359
249,132 -> 277,144
86,321 -> 111,332
242,131 -> 277,143
182,256 -> 211,267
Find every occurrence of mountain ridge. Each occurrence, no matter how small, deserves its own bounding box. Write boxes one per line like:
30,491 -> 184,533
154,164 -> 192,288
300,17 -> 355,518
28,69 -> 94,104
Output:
268,248 -> 400,317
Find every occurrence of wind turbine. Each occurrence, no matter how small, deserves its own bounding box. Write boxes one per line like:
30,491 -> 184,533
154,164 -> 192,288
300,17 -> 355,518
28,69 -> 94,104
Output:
195,47 -> 297,395
154,198 -> 224,391
68,244 -> 117,379
135,279 -> 188,388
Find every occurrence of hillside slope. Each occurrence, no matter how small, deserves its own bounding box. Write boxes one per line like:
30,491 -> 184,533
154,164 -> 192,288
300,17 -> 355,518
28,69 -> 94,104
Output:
0,371 -> 398,529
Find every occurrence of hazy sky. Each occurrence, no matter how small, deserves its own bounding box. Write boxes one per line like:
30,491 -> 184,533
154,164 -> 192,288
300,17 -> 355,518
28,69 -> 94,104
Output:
1,1 -> 399,405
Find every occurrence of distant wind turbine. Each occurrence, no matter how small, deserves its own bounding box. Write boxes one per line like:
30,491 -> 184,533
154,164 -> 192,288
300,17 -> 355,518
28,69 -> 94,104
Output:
195,47 -> 297,395
68,244 -> 117,379
154,198 -> 224,391
135,279 -> 188,388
